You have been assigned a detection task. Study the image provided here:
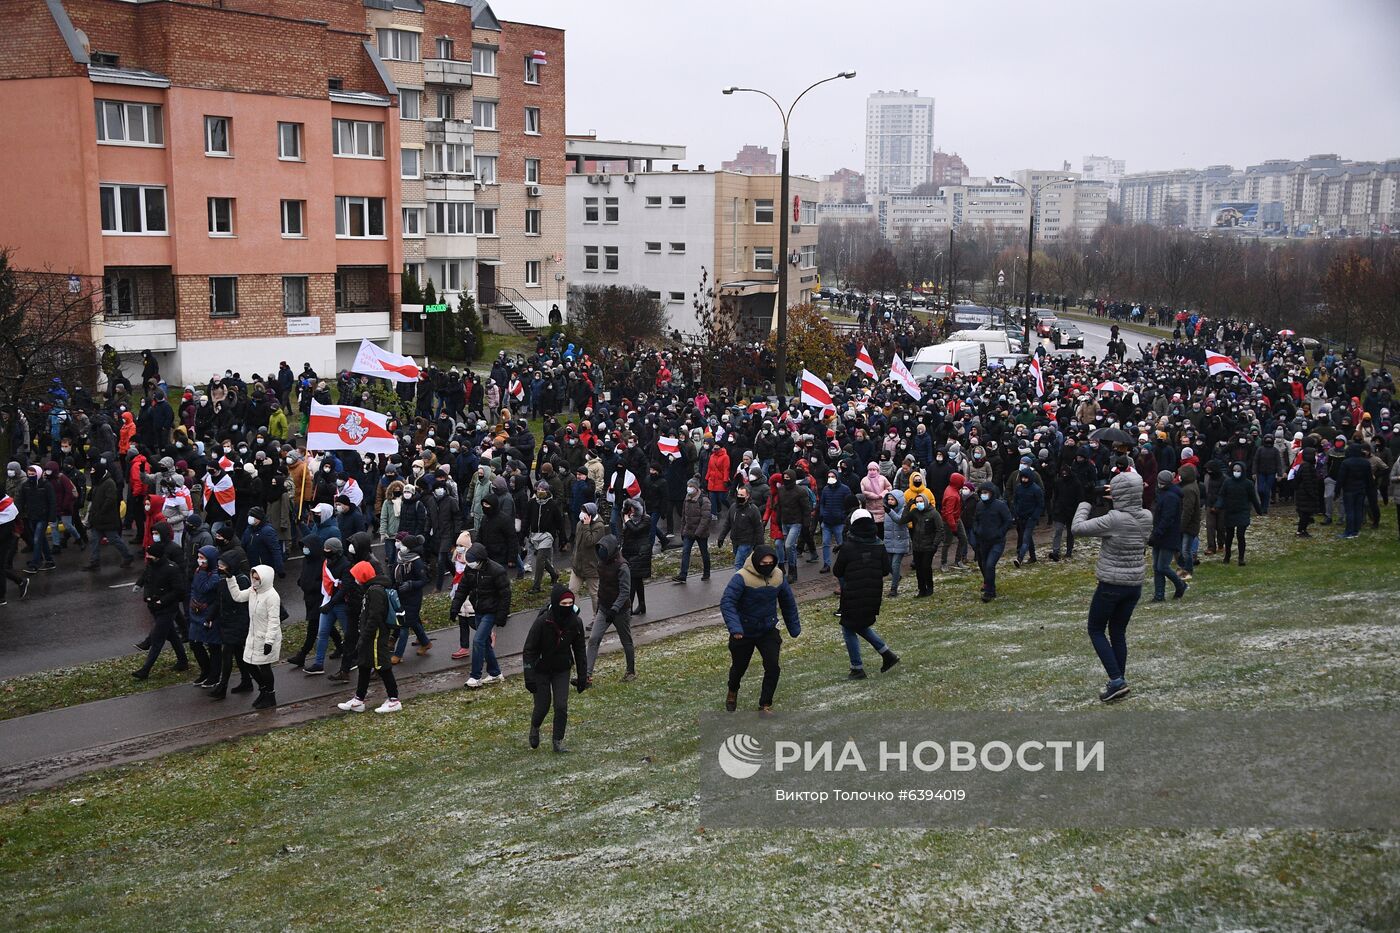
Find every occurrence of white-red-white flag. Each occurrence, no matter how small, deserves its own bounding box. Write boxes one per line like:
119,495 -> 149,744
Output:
531,49 -> 549,65
340,476 -> 364,507
657,436 -> 680,457
1206,352 -> 1255,384
889,354 -> 922,401
351,338 -> 421,383
854,344 -> 877,379
321,562 -> 339,607
606,469 -> 641,503
1029,355 -> 1045,398
0,494 -> 17,524
799,369 -> 833,410
508,378 -> 525,401
204,472 -> 235,516
308,401 -> 399,455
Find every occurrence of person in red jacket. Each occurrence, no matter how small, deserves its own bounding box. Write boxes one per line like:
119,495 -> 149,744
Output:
118,410 -> 136,456
940,472 -> 969,570
127,448 -> 150,534
705,442 -> 731,517
44,461 -> 85,551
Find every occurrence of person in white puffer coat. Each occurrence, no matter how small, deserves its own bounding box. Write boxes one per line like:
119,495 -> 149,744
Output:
1071,469 -> 1152,704
227,563 -> 282,710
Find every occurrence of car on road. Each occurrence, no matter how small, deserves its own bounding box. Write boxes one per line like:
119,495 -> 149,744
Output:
1051,322 -> 1084,349
1034,310 -> 1058,337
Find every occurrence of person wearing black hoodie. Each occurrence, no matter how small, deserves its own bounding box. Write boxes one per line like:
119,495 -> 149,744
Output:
972,483 -> 1014,602
209,548 -> 254,699
132,541 -> 189,679
522,584 -> 589,752
831,510 -> 900,679
391,533 -> 433,662
330,530 -> 378,682
585,534 -> 634,682
462,542 -> 512,688
335,560 -> 402,714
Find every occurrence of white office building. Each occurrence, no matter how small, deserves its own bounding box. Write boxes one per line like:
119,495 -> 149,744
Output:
864,90 -> 936,200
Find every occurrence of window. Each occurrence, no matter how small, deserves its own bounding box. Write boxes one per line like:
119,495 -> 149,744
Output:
524,260 -> 540,287
754,247 -> 774,271
277,122 -> 302,160
403,262 -> 424,287
472,99 -> 496,130
436,92 -> 455,120
754,198 -> 775,224
471,46 -> 496,75
436,36 -> 454,59
282,276 -> 308,316
209,276 -> 238,317
104,274 -> 135,315
669,242 -> 685,254
332,119 -> 384,158
583,198 -> 598,223
523,106 -> 540,135
428,201 -> 470,235
428,259 -> 462,292
473,207 -> 496,235
334,196 -> 386,238
207,198 -> 234,236
524,56 -> 540,84
377,28 -> 419,62
281,199 -> 305,237
670,196 -> 686,207
524,208 -> 541,235
427,143 -> 471,174
400,89 -> 421,121
800,200 -> 817,225
603,197 -> 619,223
401,148 -> 421,179
800,244 -> 817,268
204,116 -> 230,156
669,291 -> 685,303
646,290 -> 662,303
603,246 -> 619,271
524,158 -> 540,184
100,184 -> 167,234
645,195 -> 662,208
583,246 -> 598,271
95,100 -> 162,146
402,206 -> 425,237
644,241 -> 661,253
473,154 -> 496,184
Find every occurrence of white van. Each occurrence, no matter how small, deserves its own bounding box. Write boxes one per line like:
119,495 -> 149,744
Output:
908,341 -> 983,379
946,328 -> 1026,367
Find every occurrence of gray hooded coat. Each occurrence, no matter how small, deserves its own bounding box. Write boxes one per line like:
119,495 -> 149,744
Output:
1071,471 -> 1152,587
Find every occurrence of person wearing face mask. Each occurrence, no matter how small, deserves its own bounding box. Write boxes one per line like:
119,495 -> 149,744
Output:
584,534 -> 634,683
833,509 -> 900,679
817,470 -> 852,573
1072,470 -> 1153,703
672,479 -> 713,584
719,545 -> 801,714
80,462 -> 134,573
1149,471 -> 1189,603
185,545 -> 224,687
1214,461 -> 1262,564
288,503 -> 340,669
1010,467 -> 1045,568
18,465 -> 56,573
906,489 -> 945,599
390,534 -> 433,664
304,537 -> 350,674
209,548 -> 256,700
337,560 -> 403,714
461,543 -> 512,689
971,484 -> 1013,603
225,563 -> 282,709
240,506 -> 284,576
524,481 -> 564,593
881,493 -> 910,597
522,584 -> 590,753
704,441 -> 731,517
568,502 -> 605,618
132,538 -> 189,680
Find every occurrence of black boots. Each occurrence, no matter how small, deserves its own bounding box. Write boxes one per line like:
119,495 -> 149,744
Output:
725,690 -> 738,712
552,739 -> 569,753
230,679 -> 255,694
251,691 -> 277,710
529,727 -> 541,749
880,649 -> 901,673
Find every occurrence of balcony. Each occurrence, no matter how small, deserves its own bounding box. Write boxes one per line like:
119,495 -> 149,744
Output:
334,265 -> 391,315
424,118 -> 472,146
424,58 -> 472,88
425,233 -> 476,260
99,266 -> 177,352
425,175 -> 476,199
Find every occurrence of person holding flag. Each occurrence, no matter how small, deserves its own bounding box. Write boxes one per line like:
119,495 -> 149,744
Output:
853,344 -> 877,380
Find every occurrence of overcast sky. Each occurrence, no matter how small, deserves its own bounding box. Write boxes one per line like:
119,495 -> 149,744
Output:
522,0 -> 1400,179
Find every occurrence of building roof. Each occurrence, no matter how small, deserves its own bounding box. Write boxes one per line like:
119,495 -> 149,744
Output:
88,64 -> 170,88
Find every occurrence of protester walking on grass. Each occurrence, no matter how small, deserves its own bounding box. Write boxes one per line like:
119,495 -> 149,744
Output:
337,560 -> 402,714
1071,470 -> 1152,703
1215,461 -> 1263,564
585,534 -> 634,682
831,509 -> 899,680
1149,470 -> 1188,602
568,503 -> 604,619
972,483 -> 1013,603
719,545 -> 801,714
881,492 -> 909,597
906,491 -> 944,598
522,584 -> 589,753
225,563 -> 281,709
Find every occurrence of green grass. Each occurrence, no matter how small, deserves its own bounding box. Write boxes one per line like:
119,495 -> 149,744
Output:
0,518 -> 1396,930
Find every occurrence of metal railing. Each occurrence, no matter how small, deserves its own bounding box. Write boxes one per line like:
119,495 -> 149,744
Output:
481,282 -> 549,332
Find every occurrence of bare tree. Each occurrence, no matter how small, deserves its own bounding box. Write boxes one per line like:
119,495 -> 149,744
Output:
0,248 -> 106,413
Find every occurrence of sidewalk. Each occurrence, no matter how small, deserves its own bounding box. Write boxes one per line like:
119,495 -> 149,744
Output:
0,570 -> 751,788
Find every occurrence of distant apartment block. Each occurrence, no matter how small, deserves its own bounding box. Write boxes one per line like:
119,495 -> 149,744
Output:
721,144 -> 777,175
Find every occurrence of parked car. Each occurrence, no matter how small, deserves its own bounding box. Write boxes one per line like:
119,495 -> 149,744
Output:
1052,322 -> 1084,349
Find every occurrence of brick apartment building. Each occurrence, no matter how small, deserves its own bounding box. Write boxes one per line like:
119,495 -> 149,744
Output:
0,0 -> 564,384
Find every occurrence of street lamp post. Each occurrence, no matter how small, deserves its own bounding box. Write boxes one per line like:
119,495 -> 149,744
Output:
723,70 -> 856,400
995,175 -> 1075,350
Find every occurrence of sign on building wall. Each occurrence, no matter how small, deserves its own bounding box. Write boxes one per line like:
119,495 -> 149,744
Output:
287,317 -> 321,335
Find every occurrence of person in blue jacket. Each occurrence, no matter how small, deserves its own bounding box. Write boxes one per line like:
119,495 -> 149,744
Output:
1010,467 -> 1045,567
241,506 -> 284,575
1150,470 -> 1188,602
719,545 -> 801,714
817,470 -> 851,572
973,483 -> 1013,602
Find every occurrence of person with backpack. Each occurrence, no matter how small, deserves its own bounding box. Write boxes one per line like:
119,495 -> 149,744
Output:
522,584 -> 589,753
832,509 -> 900,679
336,560 -> 403,714
225,563 -> 282,710
390,533 -> 432,664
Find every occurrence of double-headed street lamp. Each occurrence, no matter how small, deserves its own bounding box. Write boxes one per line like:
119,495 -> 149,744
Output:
723,70 -> 856,399
994,175 -> 1075,349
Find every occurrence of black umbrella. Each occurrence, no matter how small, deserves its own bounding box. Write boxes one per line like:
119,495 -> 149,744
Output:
1090,426 -> 1132,446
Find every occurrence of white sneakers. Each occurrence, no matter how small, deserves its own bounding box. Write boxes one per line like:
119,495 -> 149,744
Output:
465,674 -> 504,689
338,696 -> 401,713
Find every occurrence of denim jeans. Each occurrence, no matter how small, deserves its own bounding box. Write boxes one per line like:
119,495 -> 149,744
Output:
709,490 -> 729,517
50,514 -> 81,547
977,541 -> 1005,595
1179,534 -> 1198,573
842,626 -> 888,669
887,552 -> 905,592
1015,518 -> 1037,561
88,529 -> 133,564
1152,546 -> 1184,600
821,523 -> 844,566
733,543 -> 754,570
314,604 -> 348,666
470,613 -> 501,679
27,523 -> 53,568
1050,521 -> 1074,558
781,523 -> 802,568
1343,490 -> 1367,536
678,535 -> 710,579
393,606 -> 431,657
1086,582 -> 1141,682
1256,474 -> 1276,513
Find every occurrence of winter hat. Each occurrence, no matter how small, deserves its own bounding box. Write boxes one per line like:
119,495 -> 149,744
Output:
403,534 -> 425,552
335,494 -> 353,507
851,508 -> 873,523
349,561 -> 376,585
158,456 -> 175,470
582,502 -> 598,518
247,506 -> 266,522
323,537 -> 343,553
1181,447 -> 1194,459
311,502 -> 333,522
1157,470 -> 1175,487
